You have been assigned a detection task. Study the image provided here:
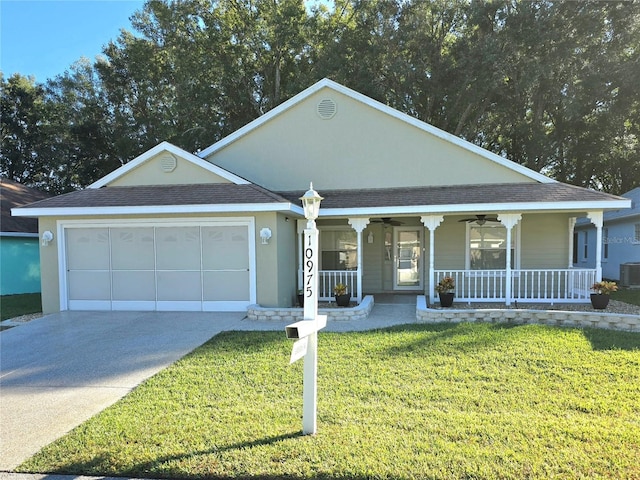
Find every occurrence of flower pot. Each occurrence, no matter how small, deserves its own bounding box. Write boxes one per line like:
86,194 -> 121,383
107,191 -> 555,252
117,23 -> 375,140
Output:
335,293 -> 351,307
438,292 -> 454,308
297,294 -> 305,308
590,293 -> 610,310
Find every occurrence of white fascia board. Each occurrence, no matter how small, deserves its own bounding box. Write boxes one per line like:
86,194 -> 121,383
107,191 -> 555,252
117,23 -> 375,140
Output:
12,203 -> 302,217
318,199 -> 632,217
198,78 -> 553,184
89,141 -> 250,188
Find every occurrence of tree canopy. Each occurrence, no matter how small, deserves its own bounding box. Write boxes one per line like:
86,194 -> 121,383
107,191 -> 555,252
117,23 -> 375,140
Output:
2,0 -> 638,195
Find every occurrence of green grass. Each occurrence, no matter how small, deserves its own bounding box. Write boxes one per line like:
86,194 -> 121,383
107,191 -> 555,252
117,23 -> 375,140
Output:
18,323 -> 640,480
611,287 -> 640,306
1,293 -> 42,321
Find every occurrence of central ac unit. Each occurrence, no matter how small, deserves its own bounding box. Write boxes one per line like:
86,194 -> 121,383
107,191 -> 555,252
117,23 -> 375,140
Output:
620,263 -> 640,287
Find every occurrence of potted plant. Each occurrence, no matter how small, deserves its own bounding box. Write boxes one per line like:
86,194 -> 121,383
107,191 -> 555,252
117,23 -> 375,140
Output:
590,281 -> 618,309
297,289 -> 304,308
435,276 -> 455,307
333,283 -> 350,307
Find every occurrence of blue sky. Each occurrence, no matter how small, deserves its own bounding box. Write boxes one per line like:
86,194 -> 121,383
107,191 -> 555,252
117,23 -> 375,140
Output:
1,0 -> 145,82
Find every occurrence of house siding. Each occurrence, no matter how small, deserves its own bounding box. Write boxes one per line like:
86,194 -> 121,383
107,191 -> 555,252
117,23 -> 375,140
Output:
0,236 -> 41,295
110,152 -> 233,187
520,213 -> 571,269
206,87 -> 536,191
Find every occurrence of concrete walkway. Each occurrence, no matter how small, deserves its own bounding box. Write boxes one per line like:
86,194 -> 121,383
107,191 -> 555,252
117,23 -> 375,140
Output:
0,304 -> 415,472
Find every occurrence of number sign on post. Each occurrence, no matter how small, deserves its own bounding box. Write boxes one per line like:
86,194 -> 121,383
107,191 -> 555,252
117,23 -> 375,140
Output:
285,183 -> 325,436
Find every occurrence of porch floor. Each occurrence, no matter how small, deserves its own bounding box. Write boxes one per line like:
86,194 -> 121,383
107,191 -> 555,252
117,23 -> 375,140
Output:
371,293 -> 418,305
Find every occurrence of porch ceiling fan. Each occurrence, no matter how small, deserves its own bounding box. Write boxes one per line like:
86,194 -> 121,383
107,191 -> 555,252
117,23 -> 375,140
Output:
458,214 -> 499,225
371,217 -> 404,226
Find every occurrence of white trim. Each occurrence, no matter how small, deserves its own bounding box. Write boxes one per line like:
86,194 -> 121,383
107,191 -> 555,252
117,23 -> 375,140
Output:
14,203 -> 302,217
198,78 -> 553,184
317,199 -> 632,218
89,141 -> 251,188
57,217 -> 256,312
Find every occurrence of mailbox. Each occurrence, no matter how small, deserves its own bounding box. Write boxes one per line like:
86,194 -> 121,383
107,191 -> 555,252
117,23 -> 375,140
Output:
285,315 -> 327,339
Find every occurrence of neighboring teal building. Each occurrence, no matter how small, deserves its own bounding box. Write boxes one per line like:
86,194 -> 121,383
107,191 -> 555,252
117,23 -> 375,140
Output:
1,178 -> 50,295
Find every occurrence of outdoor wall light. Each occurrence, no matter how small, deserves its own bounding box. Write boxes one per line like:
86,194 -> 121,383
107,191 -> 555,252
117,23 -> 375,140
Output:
260,227 -> 272,244
42,230 -> 54,246
367,232 -> 374,244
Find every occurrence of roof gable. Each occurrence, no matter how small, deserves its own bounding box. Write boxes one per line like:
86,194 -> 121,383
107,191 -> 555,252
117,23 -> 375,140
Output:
91,142 -> 250,188
199,79 -> 554,190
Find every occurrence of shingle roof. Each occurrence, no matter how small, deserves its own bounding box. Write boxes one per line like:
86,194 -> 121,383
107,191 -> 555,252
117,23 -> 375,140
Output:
14,183 -> 292,210
278,182 -> 625,209
13,181 -> 628,217
1,178 -> 50,233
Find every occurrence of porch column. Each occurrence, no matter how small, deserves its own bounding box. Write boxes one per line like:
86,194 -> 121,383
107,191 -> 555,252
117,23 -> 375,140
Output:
587,211 -> 604,282
420,215 -> 444,305
568,217 -> 576,268
297,219 -> 306,289
348,217 -> 370,303
498,213 -> 521,306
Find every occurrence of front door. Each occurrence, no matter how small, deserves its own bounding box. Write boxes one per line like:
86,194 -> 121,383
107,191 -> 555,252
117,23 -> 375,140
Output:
393,227 -> 423,290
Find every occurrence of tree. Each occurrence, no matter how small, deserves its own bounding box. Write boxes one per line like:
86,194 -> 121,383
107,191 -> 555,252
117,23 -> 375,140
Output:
0,73 -> 48,187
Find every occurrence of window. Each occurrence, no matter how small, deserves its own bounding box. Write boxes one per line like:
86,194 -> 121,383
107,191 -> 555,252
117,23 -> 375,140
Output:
603,227 -> 609,260
320,229 -> 357,270
467,224 -> 517,270
635,223 -> 640,243
582,231 -> 588,261
572,232 -> 579,265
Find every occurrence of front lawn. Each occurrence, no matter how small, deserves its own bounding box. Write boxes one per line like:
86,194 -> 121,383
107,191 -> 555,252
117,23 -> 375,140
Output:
612,287 -> 640,306
1,293 -> 41,321
19,323 -> 640,480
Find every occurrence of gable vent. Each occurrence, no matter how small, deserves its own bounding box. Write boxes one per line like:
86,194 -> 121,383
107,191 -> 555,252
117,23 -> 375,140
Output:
317,98 -> 337,120
159,153 -> 177,173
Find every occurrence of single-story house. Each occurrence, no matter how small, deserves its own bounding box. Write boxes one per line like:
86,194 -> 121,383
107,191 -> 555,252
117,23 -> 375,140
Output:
574,187 -> 640,285
13,79 -> 631,314
1,178 -> 50,295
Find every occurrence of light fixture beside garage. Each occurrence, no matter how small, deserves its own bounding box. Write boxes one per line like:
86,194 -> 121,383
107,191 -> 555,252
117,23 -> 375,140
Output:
260,227 -> 272,244
41,230 -> 54,246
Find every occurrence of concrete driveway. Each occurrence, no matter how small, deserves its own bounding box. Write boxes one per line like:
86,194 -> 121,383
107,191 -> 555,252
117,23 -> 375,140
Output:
0,310 -> 250,471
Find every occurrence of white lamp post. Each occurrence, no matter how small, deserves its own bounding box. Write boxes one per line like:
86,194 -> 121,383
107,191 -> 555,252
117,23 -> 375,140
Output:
285,182 -> 325,435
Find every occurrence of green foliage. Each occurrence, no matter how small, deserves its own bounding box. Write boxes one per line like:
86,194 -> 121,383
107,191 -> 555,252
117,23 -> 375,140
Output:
0,293 -> 42,321
19,324 -> 640,479
3,0 -> 639,193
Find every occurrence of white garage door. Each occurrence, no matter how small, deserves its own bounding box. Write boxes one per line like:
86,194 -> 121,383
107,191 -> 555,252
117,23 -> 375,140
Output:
64,221 -> 254,311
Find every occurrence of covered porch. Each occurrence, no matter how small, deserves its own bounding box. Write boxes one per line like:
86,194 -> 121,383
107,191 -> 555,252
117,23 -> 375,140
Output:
298,211 -> 604,306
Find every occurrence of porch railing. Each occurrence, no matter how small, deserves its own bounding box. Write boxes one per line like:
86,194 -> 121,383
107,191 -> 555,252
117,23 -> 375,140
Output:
318,270 -> 358,302
434,269 -> 596,303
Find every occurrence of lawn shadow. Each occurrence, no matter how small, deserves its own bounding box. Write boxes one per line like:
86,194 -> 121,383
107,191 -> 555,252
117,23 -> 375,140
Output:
581,328 -> 640,351
41,431 -> 305,480
379,321 -> 525,356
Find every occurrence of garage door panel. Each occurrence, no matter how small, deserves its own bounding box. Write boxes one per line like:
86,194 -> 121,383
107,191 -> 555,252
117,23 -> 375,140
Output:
111,228 -> 154,270
112,271 -> 155,300
202,226 -> 249,270
157,271 -> 202,301
156,227 -> 201,270
66,229 -> 110,270
203,271 -> 250,301
68,270 -> 110,300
